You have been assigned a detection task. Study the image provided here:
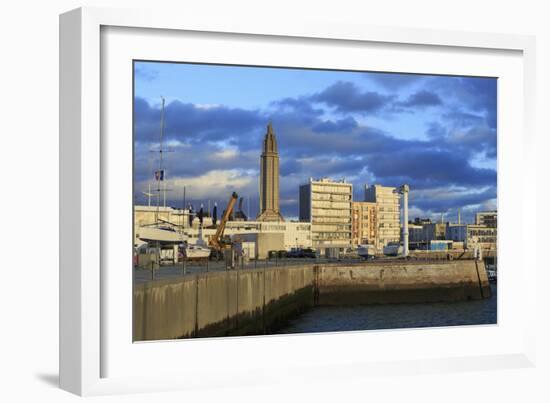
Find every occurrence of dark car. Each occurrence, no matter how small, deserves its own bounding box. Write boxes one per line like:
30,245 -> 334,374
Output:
286,249 -> 302,258
301,248 -> 317,258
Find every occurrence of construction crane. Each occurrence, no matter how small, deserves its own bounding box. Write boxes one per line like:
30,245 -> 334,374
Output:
209,192 -> 238,253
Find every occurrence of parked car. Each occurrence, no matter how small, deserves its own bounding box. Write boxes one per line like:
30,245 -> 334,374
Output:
268,250 -> 287,259
285,248 -> 316,258
286,249 -> 302,258
301,248 -> 317,258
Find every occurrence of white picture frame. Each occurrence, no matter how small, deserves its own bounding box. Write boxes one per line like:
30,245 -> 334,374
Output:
59,6 -> 537,396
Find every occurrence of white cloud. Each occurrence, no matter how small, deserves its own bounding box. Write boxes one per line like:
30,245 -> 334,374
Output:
146,170 -> 256,200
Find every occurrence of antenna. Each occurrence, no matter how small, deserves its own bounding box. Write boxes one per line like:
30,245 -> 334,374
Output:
151,97 -> 173,222
142,183 -> 154,207
155,97 -> 166,224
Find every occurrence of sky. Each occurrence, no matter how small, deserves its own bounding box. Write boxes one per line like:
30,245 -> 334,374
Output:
133,61 -> 497,223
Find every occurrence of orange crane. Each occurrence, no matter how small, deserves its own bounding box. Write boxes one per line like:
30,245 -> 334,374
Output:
209,192 -> 238,253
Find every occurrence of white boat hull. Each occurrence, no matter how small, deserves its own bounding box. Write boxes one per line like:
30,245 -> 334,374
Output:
183,244 -> 211,260
138,226 -> 182,243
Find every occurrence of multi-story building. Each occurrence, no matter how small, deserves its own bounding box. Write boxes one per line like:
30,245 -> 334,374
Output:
413,217 -> 432,226
351,201 -> 377,245
466,224 -> 497,250
446,223 -> 467,243
422,222 -> 447,242
446,223 -> 497,250
299,178 -> 353,249
364,184 -> 400,251
475,210 -> 497,228
408,223 -> 424,244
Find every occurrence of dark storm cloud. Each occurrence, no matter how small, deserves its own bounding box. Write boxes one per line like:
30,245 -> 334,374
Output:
426,112 -> 496,162
134,97 -> 265,144
366,148 -> 496,189
429,76 -> 497,129
271,97 -> 324,117
311,117 -> 358,133
280,156 -> 366,178
426,122 -> 446,139
397,90 -> 443,108
447,126 -> 497,159
442,110 -> 485,127
367,72 -> 424,90
134,143 -> 258,184
135,76 -> 497,217
411,187 -> 496,212
311,81 -> 395,114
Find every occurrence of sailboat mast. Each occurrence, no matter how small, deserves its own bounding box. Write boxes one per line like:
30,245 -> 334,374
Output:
155,97 -> 166,225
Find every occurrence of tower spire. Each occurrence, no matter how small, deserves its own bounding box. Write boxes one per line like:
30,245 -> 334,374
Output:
257,122 -> 284,222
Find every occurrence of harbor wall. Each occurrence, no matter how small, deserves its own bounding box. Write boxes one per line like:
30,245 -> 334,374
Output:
133,265 -> 314,341
133,260 -> 491,341
316,260 -> 491,305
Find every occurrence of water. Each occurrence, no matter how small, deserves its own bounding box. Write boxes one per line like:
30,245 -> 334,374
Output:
276,284 -> 497,334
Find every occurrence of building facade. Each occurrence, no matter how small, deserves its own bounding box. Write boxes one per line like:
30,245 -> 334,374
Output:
351,201 -> 377,246
466,224 -> 497,250
446,223 -> 497,250
408,223 -> 424,244
299,178 -> 353,248
422,222 -> 447,242
475,210 -> 497,228
364,184 -> 400,251
257,122 -> 284,222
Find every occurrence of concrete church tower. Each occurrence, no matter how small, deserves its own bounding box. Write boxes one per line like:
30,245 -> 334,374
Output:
257,122 -> 285,222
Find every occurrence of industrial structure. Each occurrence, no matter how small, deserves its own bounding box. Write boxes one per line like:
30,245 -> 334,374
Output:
394,184 -> 409,257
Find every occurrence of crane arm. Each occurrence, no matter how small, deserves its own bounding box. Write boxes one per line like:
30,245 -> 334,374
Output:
209,192 -> 238,250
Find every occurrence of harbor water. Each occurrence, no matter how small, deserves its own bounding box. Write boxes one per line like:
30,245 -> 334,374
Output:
276,283 -> 497,334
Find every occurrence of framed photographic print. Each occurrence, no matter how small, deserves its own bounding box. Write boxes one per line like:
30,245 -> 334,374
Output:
60,6 -> 537,396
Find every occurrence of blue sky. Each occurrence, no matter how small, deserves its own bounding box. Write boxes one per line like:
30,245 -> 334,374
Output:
134,61 -> 497,223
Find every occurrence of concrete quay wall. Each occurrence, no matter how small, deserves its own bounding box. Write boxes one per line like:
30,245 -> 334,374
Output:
134,260 -> 491,341
316,260 -> 491,305
133,265 -> 315,341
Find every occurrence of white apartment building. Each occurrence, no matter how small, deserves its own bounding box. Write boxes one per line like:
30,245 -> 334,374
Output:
299,178 -> 353,249
446,223 -> 497,250
475,210 -> 497,228
364,184 -> 400,251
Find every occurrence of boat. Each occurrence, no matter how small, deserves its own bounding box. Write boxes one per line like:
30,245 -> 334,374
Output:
181,243 -> 211,260
137,224 -> 183,244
